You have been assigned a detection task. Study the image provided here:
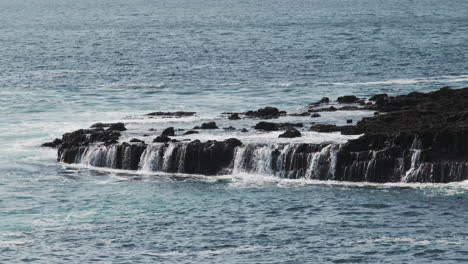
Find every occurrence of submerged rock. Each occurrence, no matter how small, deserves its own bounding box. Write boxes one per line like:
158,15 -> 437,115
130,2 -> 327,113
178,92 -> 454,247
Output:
183,130 -> 199,135
146,111 -> 196,117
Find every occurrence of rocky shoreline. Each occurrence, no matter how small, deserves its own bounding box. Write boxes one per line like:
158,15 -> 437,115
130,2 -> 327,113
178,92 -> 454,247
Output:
43,86 -> 468,183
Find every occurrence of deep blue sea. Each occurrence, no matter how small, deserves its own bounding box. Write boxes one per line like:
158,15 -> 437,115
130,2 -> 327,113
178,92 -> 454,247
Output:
1,0 -> 468,263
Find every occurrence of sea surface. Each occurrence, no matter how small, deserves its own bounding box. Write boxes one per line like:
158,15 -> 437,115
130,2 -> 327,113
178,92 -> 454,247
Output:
1,0 -> 468,263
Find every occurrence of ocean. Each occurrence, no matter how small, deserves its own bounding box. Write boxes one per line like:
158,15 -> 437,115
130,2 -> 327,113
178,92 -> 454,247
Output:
1,0 -> 468,262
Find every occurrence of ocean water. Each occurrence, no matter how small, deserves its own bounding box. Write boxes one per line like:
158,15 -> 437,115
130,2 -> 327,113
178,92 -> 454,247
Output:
1,0 -> 468,263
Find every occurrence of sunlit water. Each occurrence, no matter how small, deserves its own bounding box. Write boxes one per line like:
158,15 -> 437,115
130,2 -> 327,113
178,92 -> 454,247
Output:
1,0 -> 468,263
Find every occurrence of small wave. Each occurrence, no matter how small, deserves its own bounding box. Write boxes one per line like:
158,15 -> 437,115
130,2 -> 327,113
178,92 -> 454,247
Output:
325,74 -> 468,86
99,82 -> 167,90
141,245 -> 268,257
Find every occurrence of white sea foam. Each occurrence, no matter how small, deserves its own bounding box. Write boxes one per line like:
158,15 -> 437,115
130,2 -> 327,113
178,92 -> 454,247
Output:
326,74 -> 468,86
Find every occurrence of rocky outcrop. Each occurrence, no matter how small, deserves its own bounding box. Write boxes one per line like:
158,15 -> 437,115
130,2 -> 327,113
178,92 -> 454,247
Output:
43,87 -> 468,183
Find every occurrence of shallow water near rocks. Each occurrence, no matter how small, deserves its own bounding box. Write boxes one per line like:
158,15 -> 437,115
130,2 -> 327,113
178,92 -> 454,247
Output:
1,0 -> 468,263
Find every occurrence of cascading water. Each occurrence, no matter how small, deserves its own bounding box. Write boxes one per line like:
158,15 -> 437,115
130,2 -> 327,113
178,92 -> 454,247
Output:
60,137 -> 468,182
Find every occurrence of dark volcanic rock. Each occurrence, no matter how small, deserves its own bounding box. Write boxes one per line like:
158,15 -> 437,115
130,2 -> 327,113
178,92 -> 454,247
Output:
183,130 -> 199,135
161,138 -> 243,175
108,123 -> 126,131
310,124 -> 342,133
289,112 -> 310,116
337,95 -> 359,104
224,126 -> 236,130
48,86 -> 468,183
309,97 -> 330,108
130,138 -> 145,143
309,106 -> 337,112
228,113 -> 241,120
41,138 -> 63,148
311,113 -> 321,118
310,124 -> 362,135
254,122 -> 303,131
245,107 -> 282,119
153,135 -> 171,143
241,128 -> 248,133
255,121 -> 279,131
196,121 -> 219,129
161,127 -> 175,136
279,128 -> 302,138
146,111 -> 196,117
90,122 -> 126,131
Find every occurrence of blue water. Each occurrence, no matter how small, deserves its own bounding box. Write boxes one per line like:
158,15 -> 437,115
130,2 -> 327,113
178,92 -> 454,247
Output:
1,0 -> 468,262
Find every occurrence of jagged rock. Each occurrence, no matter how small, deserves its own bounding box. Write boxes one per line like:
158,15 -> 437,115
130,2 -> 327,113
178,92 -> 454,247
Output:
130,138 -> 145,143
228,113 -> 241,120
41,138 -> 63,148
311,113 -> 321,118
224,126 -> 236,130
153,135 -> 171,143
183,130 -> 199,135
337,95 -> 359,104
241,128 -> 248,133
245,107 -> 282,119
146,111 -> 196,117
346,119 -> 352,124
161,127 -> 175,136
279,128 -> 302,138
